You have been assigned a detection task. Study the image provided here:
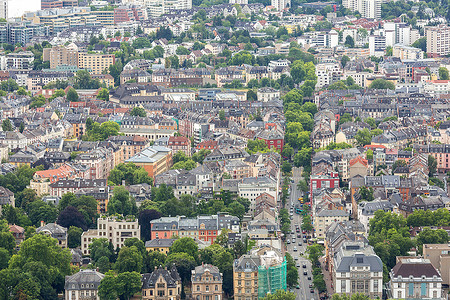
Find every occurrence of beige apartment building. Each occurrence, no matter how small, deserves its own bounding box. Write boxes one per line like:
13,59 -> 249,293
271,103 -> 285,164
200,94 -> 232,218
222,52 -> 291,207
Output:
233,254 -> 260,300
78,53 -> 115,75
423,244 -> 450,287
43,45 -> 78,69
81,216 -> 140,255
192,264 -> 223,300
426,24 -> 450,57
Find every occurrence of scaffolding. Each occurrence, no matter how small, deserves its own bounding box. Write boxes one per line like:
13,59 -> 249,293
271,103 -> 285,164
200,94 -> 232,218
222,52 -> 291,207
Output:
257,260 -> 287,299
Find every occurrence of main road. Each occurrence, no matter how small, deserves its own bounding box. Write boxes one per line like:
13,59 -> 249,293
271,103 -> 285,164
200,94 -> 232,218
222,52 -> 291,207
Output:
286,167 -> 318,300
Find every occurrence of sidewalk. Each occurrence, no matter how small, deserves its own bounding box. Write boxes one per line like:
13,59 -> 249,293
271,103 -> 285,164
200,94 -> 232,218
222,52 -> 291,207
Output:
319,257 -> 334,296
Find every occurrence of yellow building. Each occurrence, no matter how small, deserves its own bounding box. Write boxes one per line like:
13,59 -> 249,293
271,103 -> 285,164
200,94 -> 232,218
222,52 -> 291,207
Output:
142,266 -> 182,300
78,53 -> 115,75
233,254 -> 260,300
92,74 -> 115,87
144,239 -> 175,254
92,10 -> 114,25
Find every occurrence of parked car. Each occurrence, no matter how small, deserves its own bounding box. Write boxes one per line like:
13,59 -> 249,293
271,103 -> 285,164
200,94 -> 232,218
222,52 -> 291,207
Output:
307,276 -> 311,280
303,271 -> 307,275
293,246 -> 297,251
303,264 -> 306,268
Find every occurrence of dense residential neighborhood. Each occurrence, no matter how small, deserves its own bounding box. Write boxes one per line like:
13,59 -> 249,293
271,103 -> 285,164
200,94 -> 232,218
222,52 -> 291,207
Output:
1,0 -> 450,299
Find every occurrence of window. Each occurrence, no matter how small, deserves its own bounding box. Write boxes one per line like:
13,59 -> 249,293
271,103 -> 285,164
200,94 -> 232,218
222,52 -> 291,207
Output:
409,283 -> 414,296
206,286 -> 209,292
215,285 -> 218,291
197,285 -> 200,291
158,290 -> 165,297
421,283 -> 426,296
169,290 -> 172,296
374,280 -> 378,293
341,280 -> 346,292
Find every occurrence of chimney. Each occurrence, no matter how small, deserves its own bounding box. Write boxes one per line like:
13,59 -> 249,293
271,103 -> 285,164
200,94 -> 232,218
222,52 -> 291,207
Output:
40,221 -> 45,227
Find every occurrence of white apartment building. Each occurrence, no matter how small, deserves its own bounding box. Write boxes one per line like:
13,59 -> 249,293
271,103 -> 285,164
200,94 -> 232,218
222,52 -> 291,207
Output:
390,258 -> 442,300
334,242 -> 383,299
369,35 -> 386,56
144,0 -> 192,17
384,22 -> 412,46
238,177 -> 277,213
271,0 -> 290,11
393,44 -> 424,60
344,70 -> 372,88
268,59 -> 290,72
230,0 -> 247,4
343,0 -> 380,19
425,24 -> 450,57
5,51 -> 34,70
0,0 -> 7,19
257,87 -> 281,102
81,216 -> 140,255
315,63 -> 342,89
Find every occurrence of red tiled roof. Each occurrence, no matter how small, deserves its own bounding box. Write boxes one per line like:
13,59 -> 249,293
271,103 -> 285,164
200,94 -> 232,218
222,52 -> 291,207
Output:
349,156 -> 368,167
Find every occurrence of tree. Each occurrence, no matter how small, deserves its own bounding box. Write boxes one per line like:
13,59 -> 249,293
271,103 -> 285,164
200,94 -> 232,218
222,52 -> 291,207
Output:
428,155 -> 437,177
57,206 -> 87,230
341,55 -> 350,68
261,290 -> 296,300
108,163 -> 153,186
282,161 -> 292,174
129,107 -> 146,117
412,37 -> 426,52
1,119 -> 12,131
97,88 -> 109,101
281,144 -> 294,159
0,248 -> 10,270
306,244 -> 324,265
358,186 -> 374,202
145,250 -> 166,272
138,209 -> 162,242
176,46 -> 190,55
67,226 -> 83,248
171,159 -> 197,171
58,193 -> 98,229
416,227 -> 449,253
355,128 -> 372,146
67,87 -> 79,101
74,70 -> 100,89
97,256 -> 111,274
8,234 -> 72,295
170,237 -> 198,261
107,186 -> 136,216
344,35 -> 355,48
0,220 -> 15,253
115,246 -> 143,273
368,79 -> 395,90
165,252 -> 196,284
99,270 -> 141,300
219,109 -> 225,121
89,238 -> 115,264
26,200 -> 58,226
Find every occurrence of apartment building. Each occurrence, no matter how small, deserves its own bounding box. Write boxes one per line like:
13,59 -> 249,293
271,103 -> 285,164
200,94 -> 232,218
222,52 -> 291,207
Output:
77,53 -> 115,75
238,177 -> 277,213
29,163 -> 78,196
144,0 -> 192,17
334,242 -> 383,299
167,136 -> 191,157
150,214 -> 240,243
314,209 -> 349,239
107,135 -> 150,164
233,254 -> 260,300
43,45 -> 78,69
423,244 -> 450,287
81,215 -> 140,255
393,44 -> 424,60
426,24 -> 450,57
389,258 -> 442,299
271,0 -> 290,11
26,71 -> 74,91
142,266 -> 181,300
49,179 -> 107,198
126,146 -> 172,178
191,264 -> 223,300
343,0 -> 380,19
6,51 -> 34,70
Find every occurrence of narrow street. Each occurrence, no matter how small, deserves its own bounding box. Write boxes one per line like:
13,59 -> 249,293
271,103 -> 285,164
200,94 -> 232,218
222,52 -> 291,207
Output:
285,167 -> 319,300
